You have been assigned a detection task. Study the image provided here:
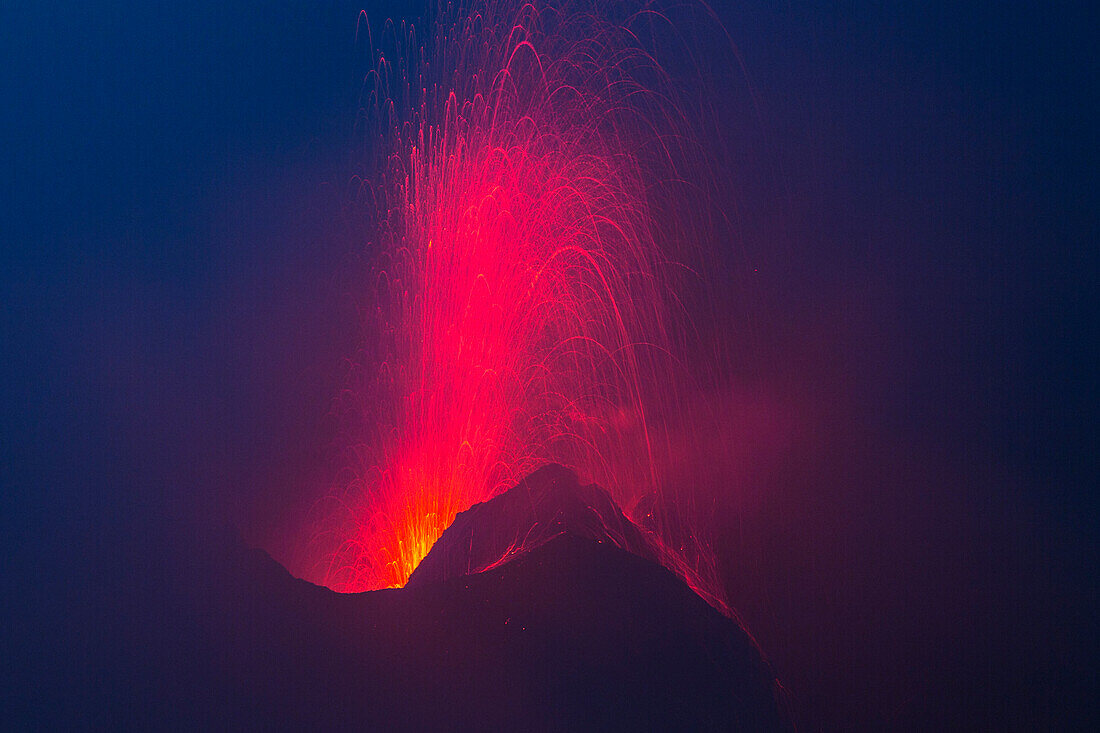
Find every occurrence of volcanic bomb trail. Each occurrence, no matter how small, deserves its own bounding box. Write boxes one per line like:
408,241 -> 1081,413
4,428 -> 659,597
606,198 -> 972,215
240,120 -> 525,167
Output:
315,0 -> 731,607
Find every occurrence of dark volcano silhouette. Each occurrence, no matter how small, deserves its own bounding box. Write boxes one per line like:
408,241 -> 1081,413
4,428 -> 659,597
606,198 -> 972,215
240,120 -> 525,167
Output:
407,464 -> 663,587
14,466 -> 787,730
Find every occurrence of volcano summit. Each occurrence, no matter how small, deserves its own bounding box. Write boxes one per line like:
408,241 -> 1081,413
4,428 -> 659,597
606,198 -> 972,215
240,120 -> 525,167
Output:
11,466 -> 788,729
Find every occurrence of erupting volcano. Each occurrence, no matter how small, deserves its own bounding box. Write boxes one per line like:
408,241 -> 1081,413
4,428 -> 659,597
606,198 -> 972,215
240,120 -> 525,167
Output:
316,0 -> 728,604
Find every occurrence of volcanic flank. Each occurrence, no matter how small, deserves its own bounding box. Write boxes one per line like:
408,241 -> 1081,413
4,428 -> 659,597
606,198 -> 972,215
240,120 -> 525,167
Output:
406,464 -> 662,587
24,468 -> 787,729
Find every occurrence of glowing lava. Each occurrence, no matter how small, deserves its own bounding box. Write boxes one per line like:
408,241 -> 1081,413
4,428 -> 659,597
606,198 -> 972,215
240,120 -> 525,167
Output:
319,0 -> 726,602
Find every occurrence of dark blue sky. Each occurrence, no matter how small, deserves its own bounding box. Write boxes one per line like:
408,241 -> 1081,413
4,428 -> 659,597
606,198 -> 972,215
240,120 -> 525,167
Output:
3,1 -> 1096,727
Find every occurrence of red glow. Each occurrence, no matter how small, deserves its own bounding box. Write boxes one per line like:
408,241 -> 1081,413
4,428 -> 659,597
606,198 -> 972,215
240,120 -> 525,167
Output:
318,1 -> 728,606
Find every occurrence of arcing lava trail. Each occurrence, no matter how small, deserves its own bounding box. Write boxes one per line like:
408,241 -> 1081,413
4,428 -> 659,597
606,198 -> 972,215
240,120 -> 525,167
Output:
317,0 -> 727,605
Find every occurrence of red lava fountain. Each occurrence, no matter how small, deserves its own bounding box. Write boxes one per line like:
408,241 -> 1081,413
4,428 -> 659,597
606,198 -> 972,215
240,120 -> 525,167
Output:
318,0 -> 727,604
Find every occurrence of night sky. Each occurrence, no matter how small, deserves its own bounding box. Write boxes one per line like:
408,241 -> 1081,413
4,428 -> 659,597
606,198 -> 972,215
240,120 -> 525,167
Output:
4,1 -> 1096,728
